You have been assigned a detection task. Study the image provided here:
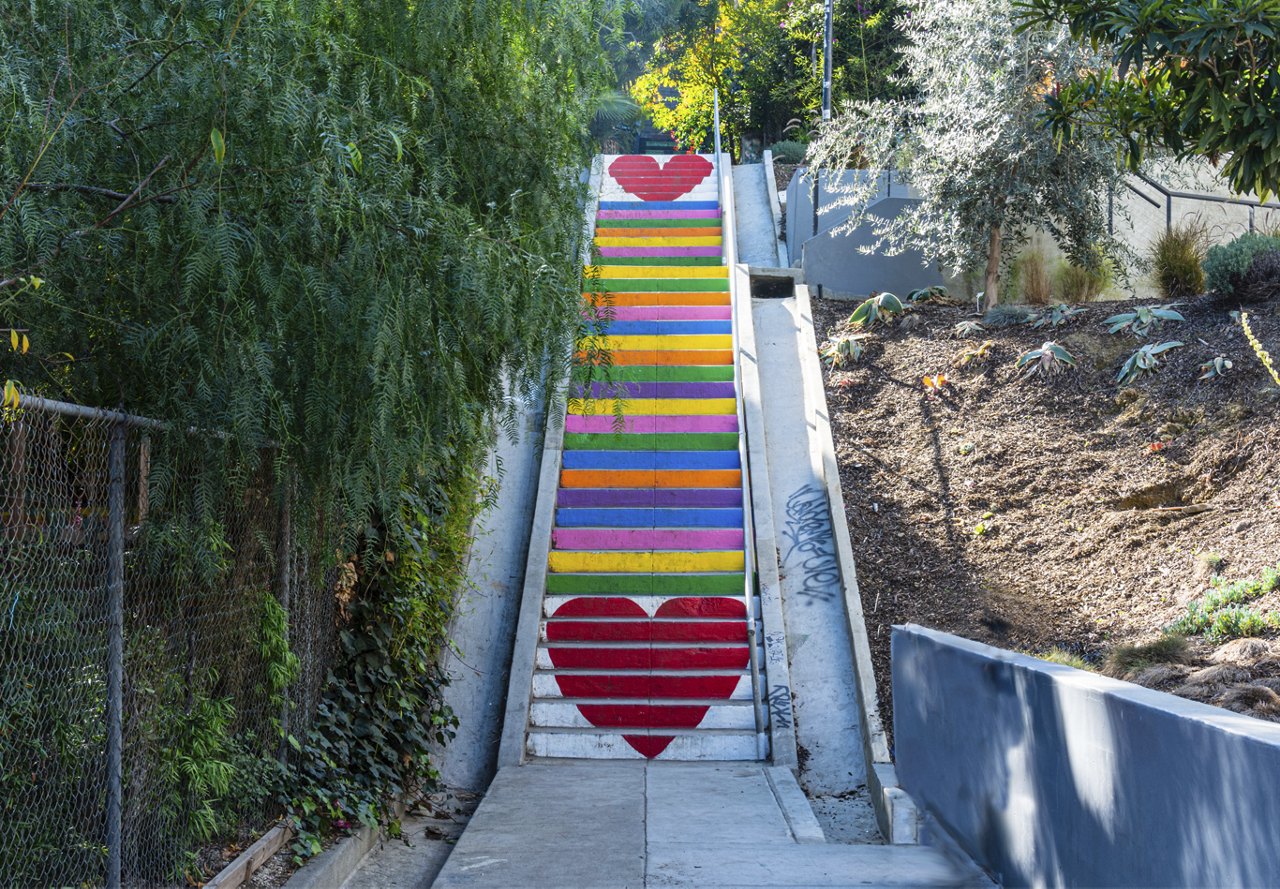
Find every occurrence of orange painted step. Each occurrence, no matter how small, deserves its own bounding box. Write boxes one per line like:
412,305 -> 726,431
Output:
575,349 -> 733,366
560,469 -> 742,489
582,293 -> 732,306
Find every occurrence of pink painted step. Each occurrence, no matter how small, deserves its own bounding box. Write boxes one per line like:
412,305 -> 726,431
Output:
552,528 -> 744,551
565,415 -> 739,434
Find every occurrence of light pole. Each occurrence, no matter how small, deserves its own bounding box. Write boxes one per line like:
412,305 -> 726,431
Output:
813,0 -> 834,241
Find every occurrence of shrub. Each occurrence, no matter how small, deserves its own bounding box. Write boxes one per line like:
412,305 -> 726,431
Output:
1104,635 -> 1191,678
1015,250 -> 1054,305
1204,232 -> 1280,299
1104,304 -> 1185,337
1027,303 -> 1085,329
1055,258 -> 1113,303
1241,249 -> 1280,304
1150,220 -> 1208,299
769,140 -> 809,164
1117,341 -> 1184,385
821,333 -> 871,368
848,292 -> 906,329
1015,341 -> 1078,377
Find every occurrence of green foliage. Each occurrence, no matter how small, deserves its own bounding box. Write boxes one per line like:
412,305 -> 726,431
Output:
1037,648 -> 1092,670
1054,258 -> 1113,303
285,469 -> 481,860
1015,341 -> 1078,378
1204,233 -> 1280,299
906,285 -> 951,304
261,592 -> 302,698
1104,635 -> 1191,677
1104,305 -> 1185,338
1150,220 -> 1208,300
1241,249 -> 1280,305
1116,341 -> 1184,385
1017,0 -> 1280,199
1168,564 -> 1280,640
954,320 -> 985,339
1026,304 -> 1085,329
808,0 -> 1128,309
848,292 -> 905,329
769,140 -> 810,164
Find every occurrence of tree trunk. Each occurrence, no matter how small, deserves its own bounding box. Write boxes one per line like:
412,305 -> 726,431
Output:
983,223 -> 1003,311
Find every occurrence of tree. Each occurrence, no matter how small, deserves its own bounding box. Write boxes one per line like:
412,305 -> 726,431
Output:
808,0 -> 1128,308
1017,0 -> 1280,200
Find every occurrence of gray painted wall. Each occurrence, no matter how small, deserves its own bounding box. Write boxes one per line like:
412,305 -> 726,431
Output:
892,625 -> 1280,888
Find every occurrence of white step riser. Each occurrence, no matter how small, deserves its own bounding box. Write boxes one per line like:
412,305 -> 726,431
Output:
526,731 -> 764,761
531,673 -> 754,700
544,596 -> 761,620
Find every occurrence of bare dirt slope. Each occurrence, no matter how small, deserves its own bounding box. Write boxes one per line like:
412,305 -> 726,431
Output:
813,295 -> 1280,734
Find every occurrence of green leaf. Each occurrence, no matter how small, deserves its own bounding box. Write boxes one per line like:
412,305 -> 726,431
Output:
210,126 -> 226,165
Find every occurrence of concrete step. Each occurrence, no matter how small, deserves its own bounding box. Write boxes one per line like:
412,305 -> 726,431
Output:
432,763 -> 980,888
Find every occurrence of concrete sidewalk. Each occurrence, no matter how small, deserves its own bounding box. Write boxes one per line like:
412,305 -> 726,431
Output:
432,761 -> 978,888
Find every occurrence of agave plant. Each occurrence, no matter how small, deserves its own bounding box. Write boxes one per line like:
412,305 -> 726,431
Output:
1117,341 -> 1185,385
1026,303 -> 1086,329
821,333 -> 871,368
1015,341 -> 1078,378
1198,355 -> 1233,381
847,292 -> 905,329
907,285 -> 951,304
953,340 -> 994,368
1104,304 -> 1185,337
954,320 -> 984,338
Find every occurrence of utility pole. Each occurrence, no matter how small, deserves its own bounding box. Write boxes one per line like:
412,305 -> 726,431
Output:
822,0 -> 834,122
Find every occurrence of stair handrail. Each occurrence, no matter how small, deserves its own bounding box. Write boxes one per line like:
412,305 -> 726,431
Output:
715,88 -> 768,758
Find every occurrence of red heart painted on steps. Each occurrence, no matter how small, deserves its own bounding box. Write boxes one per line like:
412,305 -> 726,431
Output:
608,155 -> 715,202
547,596 -> 749,758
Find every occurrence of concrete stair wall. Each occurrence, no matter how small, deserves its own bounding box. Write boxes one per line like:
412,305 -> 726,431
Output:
526,153 -> 769,761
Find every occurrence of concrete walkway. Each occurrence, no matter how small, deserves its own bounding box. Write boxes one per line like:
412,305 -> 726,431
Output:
433,761 -> 977,888
732,164 -> 780,267
753,295 -> 879,842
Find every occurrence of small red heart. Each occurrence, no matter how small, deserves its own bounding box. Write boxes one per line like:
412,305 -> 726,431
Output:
548,596 -> 749,758
608,155 -> 714,202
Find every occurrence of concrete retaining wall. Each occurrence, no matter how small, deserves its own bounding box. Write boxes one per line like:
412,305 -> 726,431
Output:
893,625 -> 1280,888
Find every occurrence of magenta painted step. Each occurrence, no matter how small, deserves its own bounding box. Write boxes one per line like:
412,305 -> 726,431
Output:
565,415 -> 739,434
585,306 -> 732,321
552,528 -> 744,551
597,246 -> 723,258
596,209 -> 721,220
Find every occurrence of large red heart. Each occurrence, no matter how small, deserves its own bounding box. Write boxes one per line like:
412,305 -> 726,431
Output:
608,155 -> 714,202
548,596 -> 749,758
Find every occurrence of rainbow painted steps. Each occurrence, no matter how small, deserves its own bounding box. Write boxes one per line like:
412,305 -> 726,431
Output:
526,153 -> 767,761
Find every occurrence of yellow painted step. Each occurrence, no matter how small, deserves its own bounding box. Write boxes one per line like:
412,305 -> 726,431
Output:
548,551 -> 745,574
581,334 -> 734,352
567,398 -> 737,416
593,237 -> 723,248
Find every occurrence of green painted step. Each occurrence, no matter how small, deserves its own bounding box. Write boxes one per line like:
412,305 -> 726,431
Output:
546,573 -> 745,596
572,366 -> 736,382
593,256 -> 724,266
563,432 -> 740,451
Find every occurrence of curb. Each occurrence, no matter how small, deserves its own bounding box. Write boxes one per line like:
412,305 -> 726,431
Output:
791,283 -> 920,845
765,767 -> 825,844
283,802 -> 406,889
205,824 -> 293,889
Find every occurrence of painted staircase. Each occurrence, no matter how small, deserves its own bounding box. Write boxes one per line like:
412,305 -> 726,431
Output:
525,153 -> 770,761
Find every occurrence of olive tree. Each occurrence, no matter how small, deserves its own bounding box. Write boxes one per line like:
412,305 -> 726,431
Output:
808,0 -> 1128,308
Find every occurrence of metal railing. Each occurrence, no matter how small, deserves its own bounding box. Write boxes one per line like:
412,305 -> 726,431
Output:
714,88 -> 769,759
1120,171 -> 1280,235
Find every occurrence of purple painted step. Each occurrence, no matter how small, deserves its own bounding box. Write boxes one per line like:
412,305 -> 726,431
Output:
551,528 -> 744,551
557,488 -> 744,508
596,209 -> 721,220
574,382 -> 736,399
565,415 -> 739,434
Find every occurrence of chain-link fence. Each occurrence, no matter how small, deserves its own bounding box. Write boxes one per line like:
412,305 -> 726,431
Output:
1,398 -> 338,887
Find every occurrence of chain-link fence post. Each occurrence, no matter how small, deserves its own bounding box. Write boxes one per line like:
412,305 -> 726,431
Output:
106,420 -> 125,889
276,473 -> 293,764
